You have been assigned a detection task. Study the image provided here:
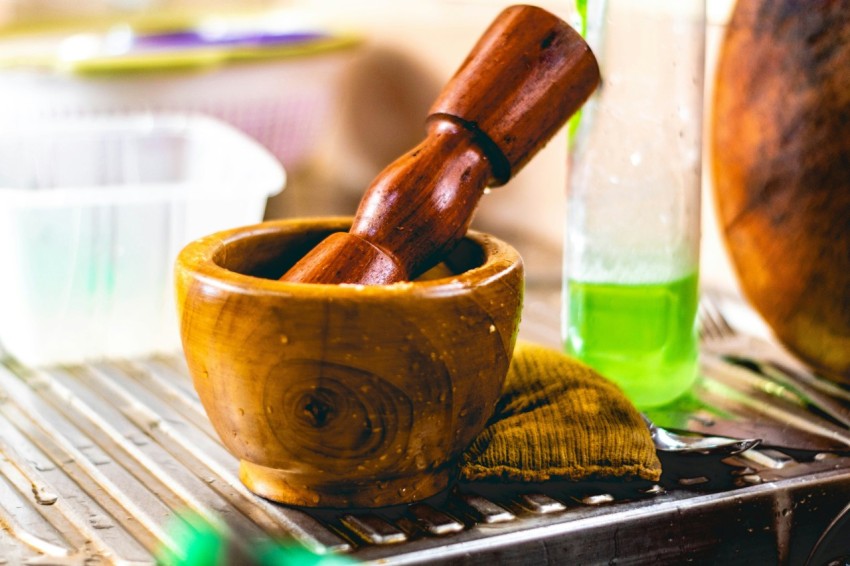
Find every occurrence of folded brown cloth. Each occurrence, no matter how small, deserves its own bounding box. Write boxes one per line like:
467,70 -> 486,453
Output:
460,342 -> 662,483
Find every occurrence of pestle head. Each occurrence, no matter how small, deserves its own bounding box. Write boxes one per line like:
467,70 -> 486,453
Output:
281,4 -> 600,285
429,4 -> 600,184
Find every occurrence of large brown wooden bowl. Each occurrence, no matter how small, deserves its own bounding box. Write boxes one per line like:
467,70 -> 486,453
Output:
175,217 -> 523,508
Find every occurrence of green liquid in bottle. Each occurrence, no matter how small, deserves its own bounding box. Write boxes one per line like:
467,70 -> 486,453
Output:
565,272 -> 699,408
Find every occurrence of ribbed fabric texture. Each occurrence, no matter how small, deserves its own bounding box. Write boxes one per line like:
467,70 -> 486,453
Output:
460,342 -> 662,483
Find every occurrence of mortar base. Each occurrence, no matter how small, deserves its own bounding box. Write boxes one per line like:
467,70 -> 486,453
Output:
239,460 -> 454,508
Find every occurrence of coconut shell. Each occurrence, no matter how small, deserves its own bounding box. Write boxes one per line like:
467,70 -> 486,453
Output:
712,0 -> 850,383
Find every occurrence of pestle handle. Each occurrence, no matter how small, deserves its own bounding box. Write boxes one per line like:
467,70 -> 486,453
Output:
282,5 -> 599,285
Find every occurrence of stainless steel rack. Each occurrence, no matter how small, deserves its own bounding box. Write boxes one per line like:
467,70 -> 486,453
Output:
1,287 -> 848,565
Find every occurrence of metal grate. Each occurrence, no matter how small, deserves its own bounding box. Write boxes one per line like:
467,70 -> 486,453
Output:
0,289 -> 849,564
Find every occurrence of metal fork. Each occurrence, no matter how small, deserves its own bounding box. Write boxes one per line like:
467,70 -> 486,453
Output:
699,291 -> 850,432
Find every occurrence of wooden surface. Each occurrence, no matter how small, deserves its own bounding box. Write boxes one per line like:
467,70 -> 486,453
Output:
175,217 -> 524,507
711,0 -> 850,384
281,5 -> 599,285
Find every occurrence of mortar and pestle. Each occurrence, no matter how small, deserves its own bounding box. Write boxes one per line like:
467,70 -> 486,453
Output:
176,5 -> 600,508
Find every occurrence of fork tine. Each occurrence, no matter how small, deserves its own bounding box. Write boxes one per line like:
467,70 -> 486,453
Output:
697,292 -> 735,340
697,300 -> 715,340
698,292 -> 736,341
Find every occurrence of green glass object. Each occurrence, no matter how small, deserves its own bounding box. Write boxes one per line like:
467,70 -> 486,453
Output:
158,512 -> 357,566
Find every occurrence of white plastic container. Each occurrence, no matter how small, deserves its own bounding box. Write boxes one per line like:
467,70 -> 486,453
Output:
0,113 -> 285,366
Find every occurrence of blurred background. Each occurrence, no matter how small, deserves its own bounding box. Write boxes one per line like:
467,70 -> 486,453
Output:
0,0 -> 741,289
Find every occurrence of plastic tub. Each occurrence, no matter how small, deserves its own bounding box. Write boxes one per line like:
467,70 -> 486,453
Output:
0,23 -> 358,170
0,113 -> 285,366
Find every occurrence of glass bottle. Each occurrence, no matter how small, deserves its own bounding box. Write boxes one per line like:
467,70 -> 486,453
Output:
563,0 -> 706,408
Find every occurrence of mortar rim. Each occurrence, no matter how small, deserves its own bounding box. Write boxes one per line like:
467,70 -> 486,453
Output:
175,216 -> 524,300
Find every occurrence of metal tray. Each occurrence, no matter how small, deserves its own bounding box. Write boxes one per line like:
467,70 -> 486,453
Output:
1,286 -> 848,565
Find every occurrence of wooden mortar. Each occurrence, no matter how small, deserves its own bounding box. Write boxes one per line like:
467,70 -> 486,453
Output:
175,218 -> 523,507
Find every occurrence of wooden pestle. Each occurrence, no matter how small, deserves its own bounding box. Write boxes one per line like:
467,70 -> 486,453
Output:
281,5 -> 600,285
